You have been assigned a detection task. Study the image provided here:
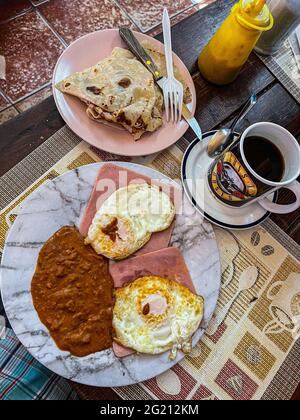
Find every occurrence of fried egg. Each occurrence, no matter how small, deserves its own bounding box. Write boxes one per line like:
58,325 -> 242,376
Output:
86,184 -> 175,260
113,276 -> 204,358
85,213 -> 151,260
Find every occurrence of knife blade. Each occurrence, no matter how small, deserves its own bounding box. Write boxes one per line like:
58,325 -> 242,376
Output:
119,28 -> 202,141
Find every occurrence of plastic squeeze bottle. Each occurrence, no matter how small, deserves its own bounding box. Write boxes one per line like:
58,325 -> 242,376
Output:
198,0 -> 274,85
255,0 -> 300,56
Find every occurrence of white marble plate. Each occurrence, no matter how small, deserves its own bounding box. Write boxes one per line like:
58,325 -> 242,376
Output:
0,162 -> 221,387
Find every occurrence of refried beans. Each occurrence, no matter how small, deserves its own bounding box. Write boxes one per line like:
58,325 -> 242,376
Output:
31,226 -> 114,357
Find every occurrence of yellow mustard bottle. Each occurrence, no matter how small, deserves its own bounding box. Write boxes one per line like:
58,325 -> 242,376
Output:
198,0 -> 274,85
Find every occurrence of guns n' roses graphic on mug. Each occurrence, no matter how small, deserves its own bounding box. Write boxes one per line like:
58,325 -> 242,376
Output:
208,123 -> 300,214
210,151 -> 258,204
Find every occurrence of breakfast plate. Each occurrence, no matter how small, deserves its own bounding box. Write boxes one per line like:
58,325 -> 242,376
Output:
182,131 -> 278,230
53,29 -> 196,157
0,162 -> 221,387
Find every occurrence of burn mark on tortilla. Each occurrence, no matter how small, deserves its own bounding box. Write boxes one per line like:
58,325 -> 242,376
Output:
101,217 -> 118,242
86,86 -> 102,95
118,78 -> 131,88
135,116 -> 147,130
116,111 -> 132,126
151,108 -> 162,120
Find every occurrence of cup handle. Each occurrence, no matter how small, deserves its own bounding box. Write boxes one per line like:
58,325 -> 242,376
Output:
258,181 -> 300,214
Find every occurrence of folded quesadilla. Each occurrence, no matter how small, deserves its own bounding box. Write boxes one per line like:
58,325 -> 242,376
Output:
56,43 -> 192,140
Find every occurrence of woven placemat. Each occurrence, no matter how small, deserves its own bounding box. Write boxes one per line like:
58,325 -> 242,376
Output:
0,125 -> 299,400
257,38 -> 300,105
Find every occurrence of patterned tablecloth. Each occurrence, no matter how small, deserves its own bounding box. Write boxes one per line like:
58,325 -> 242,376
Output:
0,126 -> 299,400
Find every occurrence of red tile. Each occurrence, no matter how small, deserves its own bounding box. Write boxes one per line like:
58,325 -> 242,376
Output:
15,85 -> 52,112
148,0 -> 216,36
0,0 -> 32,23
117,0 -> 203,33
39,0 -> 136,44
0,11 -> 64,102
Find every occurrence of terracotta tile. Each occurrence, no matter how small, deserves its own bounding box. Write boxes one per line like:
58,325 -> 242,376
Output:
117,0 -> 208,33
39,0 -> 136,44
0,0 -> 32,23
0,93 -> 10,111
0,107 -> 19,125
148,0 -> 216,36
15,85 -> 52,112
0,11 -> 64,102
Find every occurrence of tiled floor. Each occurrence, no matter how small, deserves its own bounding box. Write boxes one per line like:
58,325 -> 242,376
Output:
117,0 -> 213,33
0,0 -> 214,125
39,0 -> 134,44
0,0 -> 32,23
0,11 -> 64,102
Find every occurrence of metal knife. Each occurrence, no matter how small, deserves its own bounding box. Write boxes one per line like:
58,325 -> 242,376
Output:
119,28 -> 202,141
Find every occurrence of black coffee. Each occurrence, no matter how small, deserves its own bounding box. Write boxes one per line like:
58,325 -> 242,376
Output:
243,136 -> 285,182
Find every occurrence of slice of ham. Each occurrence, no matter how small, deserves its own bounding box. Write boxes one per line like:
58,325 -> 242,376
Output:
110,247 -> 195,358
112,341 -> 135,358
110,247 -> 195,292
79,163 -> 181,256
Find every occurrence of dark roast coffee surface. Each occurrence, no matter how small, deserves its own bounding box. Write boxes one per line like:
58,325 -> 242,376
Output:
243,136 -> 285,182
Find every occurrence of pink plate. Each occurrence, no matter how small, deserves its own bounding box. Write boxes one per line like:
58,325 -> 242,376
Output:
52,29 -> 196,157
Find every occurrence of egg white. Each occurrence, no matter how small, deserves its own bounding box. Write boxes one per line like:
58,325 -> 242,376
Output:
113,276 -> 204,357
86,184 -> 175,259
100,184 -> 174,233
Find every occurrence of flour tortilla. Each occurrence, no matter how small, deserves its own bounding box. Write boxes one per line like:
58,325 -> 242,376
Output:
56,48 -> 163,140
56,43 -> 192,140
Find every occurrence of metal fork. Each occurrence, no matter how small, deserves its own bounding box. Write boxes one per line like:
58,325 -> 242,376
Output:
162,8 -> 183,124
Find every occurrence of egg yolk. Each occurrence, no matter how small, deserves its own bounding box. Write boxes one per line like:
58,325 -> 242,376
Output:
141,294 -> 167,316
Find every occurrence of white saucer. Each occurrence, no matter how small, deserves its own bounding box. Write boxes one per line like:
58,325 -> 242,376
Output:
181,131 -> 277,230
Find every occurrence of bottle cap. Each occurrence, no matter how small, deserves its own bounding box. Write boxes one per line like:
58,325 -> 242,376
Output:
236,0 -> 274,31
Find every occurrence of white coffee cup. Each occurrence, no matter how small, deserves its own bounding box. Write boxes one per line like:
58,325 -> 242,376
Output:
241,123 -> 300,214
208,122 -> 300,214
